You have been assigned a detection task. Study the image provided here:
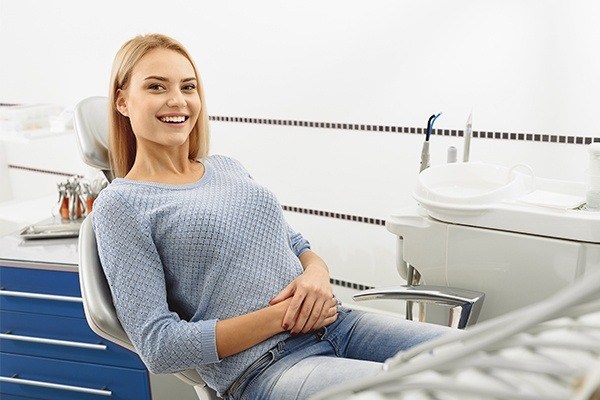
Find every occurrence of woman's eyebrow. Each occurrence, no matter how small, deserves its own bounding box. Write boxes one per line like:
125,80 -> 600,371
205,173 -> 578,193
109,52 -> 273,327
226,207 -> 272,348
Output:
144,76 -> 196,82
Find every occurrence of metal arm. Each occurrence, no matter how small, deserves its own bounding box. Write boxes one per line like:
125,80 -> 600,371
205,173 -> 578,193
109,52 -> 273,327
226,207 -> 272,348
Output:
353,285 -> 485,329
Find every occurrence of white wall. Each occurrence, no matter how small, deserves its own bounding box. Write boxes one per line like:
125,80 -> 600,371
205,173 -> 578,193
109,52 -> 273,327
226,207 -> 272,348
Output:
1,0 -> 598,313
2,1 -> 600,135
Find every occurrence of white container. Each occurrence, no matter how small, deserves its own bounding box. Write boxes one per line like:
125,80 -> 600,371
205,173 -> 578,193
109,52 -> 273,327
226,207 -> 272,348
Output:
587,173 -> 600,210
0,104 -> 62,133
587,143 -> 600,211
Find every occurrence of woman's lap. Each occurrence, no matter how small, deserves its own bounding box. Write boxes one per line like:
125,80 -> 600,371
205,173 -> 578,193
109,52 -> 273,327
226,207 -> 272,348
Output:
231,308 -> 453,400
267,356 -> 383,399
342,310 -> 452,362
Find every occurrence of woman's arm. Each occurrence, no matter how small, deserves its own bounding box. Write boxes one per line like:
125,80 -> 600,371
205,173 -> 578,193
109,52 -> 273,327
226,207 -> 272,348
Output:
215,298 -> 289,358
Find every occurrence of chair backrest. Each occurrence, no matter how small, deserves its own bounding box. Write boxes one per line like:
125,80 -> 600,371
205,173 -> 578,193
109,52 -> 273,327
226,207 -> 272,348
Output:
73,97 -> 110,170
78,214 -> 135,350
74,96 -> 218,400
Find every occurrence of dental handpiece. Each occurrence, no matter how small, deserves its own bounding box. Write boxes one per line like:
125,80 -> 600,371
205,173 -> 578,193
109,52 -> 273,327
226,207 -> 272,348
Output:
420,141 -> 430,173
463,112 -> 473,162
420,113 -> 441,173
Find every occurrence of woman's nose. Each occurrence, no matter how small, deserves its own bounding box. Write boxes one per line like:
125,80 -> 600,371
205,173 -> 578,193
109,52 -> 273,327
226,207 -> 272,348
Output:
166,91 -> 187,107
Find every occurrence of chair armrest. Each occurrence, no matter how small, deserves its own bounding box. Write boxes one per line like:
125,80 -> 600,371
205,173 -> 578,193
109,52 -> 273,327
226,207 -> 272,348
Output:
353,285 -> 485,329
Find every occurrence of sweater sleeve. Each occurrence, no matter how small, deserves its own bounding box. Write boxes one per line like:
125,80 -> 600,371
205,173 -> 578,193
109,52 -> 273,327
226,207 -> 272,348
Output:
287,223 -> 311,257
92,190 -> 220,374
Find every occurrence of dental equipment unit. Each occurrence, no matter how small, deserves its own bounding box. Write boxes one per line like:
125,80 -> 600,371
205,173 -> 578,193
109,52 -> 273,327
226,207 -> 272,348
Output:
356,140 -> 600,329
399,159 -> 598,324
322,121 -> 600,399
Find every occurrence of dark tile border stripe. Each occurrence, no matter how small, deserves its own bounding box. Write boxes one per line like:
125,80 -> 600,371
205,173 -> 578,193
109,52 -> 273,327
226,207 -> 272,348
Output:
8,165 -> 83,178
282,205 -> 385,226
209,116 -> 599,146
330,278 -> 373,292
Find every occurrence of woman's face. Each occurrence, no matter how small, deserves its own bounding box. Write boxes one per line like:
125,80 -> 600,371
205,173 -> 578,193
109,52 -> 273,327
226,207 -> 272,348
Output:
116,48 -> 201,150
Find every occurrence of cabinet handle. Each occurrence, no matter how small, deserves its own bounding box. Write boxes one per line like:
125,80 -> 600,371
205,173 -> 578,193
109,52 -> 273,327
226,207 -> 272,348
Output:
0,375 -> 112,396
0,332 -> 107,350
0,289 -> 83,303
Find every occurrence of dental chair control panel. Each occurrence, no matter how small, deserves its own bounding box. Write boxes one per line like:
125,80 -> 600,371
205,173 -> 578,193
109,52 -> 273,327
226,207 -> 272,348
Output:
391,162 -> 600,322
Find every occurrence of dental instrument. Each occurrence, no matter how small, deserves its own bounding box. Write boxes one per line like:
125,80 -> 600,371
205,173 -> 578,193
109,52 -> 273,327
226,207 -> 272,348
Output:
419,113 -> 441,173
463,112 -> 472,162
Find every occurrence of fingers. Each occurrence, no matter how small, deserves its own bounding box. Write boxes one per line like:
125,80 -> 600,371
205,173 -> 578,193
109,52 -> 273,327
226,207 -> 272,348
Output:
310,297 -> 338,330
269,282 -> 295,305
290,296 -> 338,334
282,291 -> 306,330
300,297 -> 327,334
320,312 -> 338,328
289,292 -> 317,334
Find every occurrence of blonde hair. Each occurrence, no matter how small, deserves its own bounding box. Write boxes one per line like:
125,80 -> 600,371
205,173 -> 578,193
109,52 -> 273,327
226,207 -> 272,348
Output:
108,34 -> 210,177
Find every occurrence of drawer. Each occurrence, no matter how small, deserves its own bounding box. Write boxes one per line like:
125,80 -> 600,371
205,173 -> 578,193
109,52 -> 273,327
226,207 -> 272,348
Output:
0,394 -> 41,400
0,266 -> 84,318
0,352 -> 151,400
1,310 -> 146,369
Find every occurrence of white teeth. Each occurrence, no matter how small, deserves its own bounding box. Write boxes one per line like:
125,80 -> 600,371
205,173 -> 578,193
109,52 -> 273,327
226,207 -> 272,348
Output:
159,116 -> 186,123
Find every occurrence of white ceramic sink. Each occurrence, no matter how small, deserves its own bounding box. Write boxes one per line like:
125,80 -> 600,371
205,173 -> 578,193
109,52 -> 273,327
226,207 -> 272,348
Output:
413,162 -> 533,212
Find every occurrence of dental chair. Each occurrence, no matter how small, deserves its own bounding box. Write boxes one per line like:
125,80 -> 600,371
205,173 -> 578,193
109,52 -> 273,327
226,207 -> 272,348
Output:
74,96 -> 220,400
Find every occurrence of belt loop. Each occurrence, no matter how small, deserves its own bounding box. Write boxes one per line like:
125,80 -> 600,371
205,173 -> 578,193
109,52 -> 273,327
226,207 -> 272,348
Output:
315,327 -> 326,340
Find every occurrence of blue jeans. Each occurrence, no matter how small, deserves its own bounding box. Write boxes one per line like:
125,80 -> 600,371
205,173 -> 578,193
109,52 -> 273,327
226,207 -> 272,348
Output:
224,308 -> 452,400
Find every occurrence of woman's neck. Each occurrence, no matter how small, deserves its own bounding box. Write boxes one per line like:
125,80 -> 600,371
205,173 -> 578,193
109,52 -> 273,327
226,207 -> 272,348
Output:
125,145 -> 204,184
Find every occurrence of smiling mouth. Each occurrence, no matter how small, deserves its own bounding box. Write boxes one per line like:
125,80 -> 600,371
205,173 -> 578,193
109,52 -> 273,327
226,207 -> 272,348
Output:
158,116 -> 189,124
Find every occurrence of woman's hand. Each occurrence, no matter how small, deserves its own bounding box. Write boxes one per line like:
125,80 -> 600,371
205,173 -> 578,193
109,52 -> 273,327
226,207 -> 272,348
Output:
270,260 -> 338,334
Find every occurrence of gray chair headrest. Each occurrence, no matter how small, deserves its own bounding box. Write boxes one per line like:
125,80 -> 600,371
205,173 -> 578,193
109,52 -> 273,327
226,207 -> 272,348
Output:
73,96 -> 110,171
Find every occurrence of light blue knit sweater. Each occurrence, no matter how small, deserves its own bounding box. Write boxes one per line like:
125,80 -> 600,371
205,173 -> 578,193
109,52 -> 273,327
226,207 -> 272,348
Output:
92,155 -> 311,396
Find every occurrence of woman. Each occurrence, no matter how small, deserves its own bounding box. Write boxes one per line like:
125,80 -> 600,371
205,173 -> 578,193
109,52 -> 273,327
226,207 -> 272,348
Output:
93,33 -> 452,400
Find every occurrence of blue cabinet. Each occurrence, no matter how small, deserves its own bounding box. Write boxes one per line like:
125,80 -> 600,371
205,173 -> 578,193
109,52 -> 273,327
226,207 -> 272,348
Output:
0,265 -> 152,399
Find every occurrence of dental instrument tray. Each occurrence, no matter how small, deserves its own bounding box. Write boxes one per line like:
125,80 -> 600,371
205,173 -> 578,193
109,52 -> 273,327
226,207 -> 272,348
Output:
19,220 -> 82,240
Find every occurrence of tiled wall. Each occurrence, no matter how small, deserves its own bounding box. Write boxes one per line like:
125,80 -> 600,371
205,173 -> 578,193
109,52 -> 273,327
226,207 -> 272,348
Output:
1,0 -> 599,314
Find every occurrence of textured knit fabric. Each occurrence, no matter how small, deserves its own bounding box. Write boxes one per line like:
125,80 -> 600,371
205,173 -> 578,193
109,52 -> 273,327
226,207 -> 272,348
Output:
92,154 -> 311,397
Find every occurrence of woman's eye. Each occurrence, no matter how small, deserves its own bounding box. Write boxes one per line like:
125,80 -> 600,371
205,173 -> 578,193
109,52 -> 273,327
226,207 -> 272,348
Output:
183,84 -> 197,91
148,84 -> 165,91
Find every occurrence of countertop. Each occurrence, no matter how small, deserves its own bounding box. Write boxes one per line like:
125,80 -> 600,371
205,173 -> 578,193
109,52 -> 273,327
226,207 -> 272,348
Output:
0,216 -> 79,272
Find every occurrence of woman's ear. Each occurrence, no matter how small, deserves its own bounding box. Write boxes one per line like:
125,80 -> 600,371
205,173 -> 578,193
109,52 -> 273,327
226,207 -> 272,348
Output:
115,89 -> 129,117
